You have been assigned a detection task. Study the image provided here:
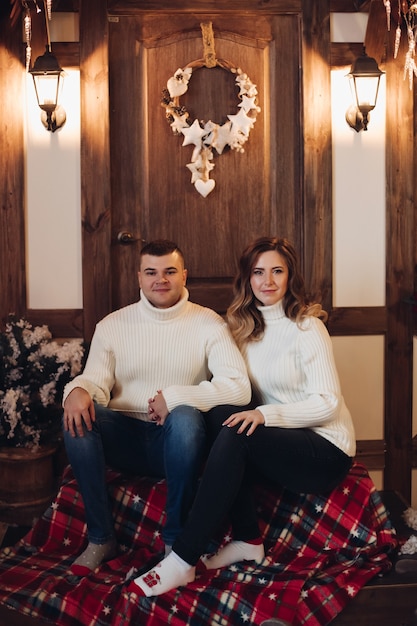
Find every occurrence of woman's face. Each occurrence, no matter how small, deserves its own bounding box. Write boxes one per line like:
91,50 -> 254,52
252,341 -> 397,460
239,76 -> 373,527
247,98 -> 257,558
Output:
250,250 -> 289,306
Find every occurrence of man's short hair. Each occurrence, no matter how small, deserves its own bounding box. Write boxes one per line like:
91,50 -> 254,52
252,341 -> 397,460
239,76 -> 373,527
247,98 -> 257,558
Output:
140,239 -> 185,265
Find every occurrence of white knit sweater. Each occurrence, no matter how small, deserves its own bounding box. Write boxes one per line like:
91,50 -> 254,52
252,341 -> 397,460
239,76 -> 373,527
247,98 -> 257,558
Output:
63,289 -> 251,418
244,300 -> 356,457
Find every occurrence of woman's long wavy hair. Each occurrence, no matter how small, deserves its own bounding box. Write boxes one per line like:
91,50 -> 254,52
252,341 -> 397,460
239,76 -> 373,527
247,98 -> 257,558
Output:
227,236 -> 327,348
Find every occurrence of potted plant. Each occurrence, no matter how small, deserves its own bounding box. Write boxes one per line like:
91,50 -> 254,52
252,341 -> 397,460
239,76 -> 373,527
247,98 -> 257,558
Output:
0,315 -> 85,449
0,315 -> 85,522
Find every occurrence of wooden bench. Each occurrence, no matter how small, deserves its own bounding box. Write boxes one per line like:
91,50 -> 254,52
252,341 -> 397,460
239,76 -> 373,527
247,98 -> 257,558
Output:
332,491 -> 417,626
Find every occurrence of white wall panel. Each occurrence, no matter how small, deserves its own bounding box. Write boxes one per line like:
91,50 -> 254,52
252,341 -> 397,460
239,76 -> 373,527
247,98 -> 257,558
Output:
332,336 -> 384,440
331,69 -> 386,307
25,69 -> 82,309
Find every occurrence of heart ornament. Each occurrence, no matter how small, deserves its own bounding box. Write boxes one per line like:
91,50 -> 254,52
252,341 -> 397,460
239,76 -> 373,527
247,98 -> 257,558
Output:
195,179 -> 215,197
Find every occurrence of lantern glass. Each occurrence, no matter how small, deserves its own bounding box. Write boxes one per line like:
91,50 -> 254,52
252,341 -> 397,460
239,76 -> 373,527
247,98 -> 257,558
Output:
32,72 -> 62,112
350,74 -> 381,112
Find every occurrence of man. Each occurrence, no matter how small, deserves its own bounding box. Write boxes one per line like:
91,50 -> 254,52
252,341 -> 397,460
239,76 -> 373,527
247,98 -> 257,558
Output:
63,239 -> 251,576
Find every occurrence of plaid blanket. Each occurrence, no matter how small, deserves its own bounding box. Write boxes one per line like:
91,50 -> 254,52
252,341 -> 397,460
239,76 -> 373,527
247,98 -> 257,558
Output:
0,462 -> 397,625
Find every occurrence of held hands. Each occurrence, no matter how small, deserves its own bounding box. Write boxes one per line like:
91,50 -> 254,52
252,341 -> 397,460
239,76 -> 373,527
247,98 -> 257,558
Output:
148,390 -> 169,425
223,409 -> 265,436
63,387 -> 96,437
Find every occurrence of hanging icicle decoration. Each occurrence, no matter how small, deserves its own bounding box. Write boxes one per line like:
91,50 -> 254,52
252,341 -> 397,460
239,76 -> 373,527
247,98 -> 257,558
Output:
24,7 -> 32,71
23,0 -> 54,72
394,1 -> 403,58
383,0 -> 391,29
382,0 -> 417,88
394,25 -> 402,57
404,24 -> 417,87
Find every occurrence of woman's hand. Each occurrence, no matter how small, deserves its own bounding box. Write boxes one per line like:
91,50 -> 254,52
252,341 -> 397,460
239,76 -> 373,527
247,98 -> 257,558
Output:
223,409 -> 265,436
148,390 -> 169,425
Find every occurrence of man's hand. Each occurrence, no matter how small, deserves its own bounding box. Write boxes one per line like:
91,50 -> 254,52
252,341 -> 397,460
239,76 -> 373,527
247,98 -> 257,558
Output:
63,387 -> 95,437
222,409 -> 265,436
148,390 -> 169,426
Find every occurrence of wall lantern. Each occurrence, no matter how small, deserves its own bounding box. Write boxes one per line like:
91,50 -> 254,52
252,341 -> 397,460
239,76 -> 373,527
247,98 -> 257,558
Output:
29,44 -> 66,132
345,49 -> 384,132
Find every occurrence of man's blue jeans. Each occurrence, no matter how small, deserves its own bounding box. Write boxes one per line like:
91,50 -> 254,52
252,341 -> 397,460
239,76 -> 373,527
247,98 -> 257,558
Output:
63,404 -> 207,546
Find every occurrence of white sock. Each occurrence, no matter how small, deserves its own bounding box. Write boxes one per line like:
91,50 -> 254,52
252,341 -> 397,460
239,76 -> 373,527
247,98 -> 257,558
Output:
131,551 -> 195,597
201,540 -> 265,569
71,539 -> 117,574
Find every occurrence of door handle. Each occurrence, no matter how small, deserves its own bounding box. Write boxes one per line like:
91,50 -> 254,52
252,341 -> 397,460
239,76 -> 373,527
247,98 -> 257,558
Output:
117,231 -> 139,245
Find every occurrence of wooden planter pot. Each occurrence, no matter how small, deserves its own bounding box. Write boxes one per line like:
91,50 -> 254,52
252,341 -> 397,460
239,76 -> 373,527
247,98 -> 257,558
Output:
0,445 -> 58,526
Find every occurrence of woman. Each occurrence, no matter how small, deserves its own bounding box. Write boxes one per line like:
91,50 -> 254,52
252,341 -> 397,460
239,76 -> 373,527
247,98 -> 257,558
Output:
128,236 -> 356,597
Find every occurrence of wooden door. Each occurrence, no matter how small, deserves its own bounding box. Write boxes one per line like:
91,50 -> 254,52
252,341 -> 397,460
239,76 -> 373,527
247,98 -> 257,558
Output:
106,3 -> 331,315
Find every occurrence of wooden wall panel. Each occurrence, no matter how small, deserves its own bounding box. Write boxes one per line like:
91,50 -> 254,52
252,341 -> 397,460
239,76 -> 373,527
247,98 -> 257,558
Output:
384,29 -> 415,500
25,309 -> 84,339
108,12 -> 304,314
79,0 -> 112,341
328,307 -> 387,335
108,0 -> 302,14
302,0 -> 333,313
0,10 -> 26,325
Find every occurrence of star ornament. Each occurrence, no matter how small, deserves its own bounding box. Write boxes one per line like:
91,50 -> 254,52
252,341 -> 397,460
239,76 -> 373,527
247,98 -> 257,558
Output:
228,108 -> 255,137
203,121 -> 233,155
239,95 -> 260,113
161,61 -> 261,196
181,119 -> 206,147
186,154 -> 214,183
186,161 -> 202,184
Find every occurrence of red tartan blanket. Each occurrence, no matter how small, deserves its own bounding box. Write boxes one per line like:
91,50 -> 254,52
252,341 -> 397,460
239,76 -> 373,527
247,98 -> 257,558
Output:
0,462 -> 397,625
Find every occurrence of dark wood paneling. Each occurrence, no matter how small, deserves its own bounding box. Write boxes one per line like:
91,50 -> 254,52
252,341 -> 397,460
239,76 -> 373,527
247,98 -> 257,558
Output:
332,582 -> 417,626
412,435 -> 417,468
364,0 -> 387,66
79,1 -> 112,341
54,0 -> 79,10
328,306 -> 387,335
25,309 -> 84,338
384,29 -> 415,502
269,14 -> 303,246
330,0 -> 370,10
301,1 -> 333,313
108,0 -> 302,14
108,12 -> 304,313
52,42 -> 80,68
0,11 -> 26,326
187,280 -> 234,315
331,42 -> 365,68
355,439 -> 385,470
412,66 -> 417,337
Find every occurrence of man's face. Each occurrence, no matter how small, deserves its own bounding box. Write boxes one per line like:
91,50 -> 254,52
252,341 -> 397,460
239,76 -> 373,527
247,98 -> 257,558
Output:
138,251 -> 187,308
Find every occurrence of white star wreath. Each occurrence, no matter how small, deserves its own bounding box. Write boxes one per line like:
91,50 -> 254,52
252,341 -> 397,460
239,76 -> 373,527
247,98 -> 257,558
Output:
161,59 -> 261,197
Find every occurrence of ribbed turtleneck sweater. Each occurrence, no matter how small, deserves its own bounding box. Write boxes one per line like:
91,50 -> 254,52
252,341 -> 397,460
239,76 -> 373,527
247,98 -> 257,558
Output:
243,300 -> 356,457
63,288 -> 251,418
